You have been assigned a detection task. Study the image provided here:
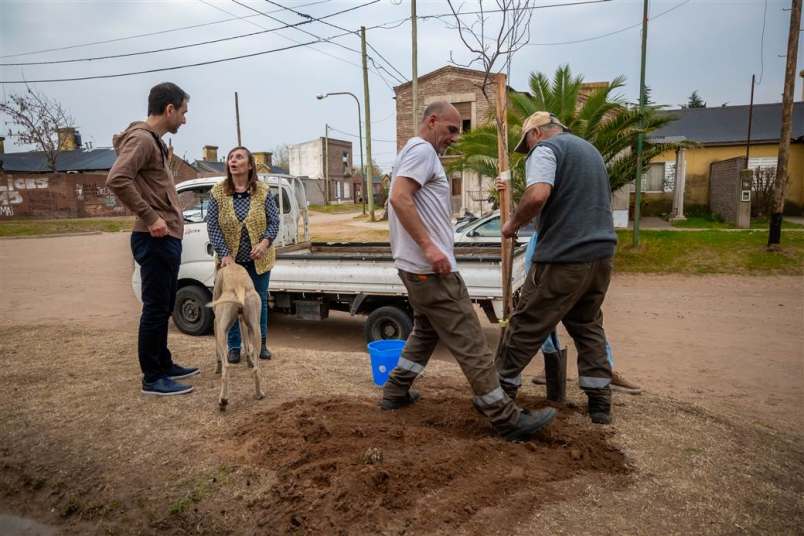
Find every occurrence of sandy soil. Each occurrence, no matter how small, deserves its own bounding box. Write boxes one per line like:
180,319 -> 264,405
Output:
0,231 -> 802,535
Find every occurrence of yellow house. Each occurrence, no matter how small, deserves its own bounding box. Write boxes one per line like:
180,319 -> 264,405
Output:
643,102 -> 804,216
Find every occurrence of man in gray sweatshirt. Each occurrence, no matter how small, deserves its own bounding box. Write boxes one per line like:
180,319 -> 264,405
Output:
495,111 -> 618,424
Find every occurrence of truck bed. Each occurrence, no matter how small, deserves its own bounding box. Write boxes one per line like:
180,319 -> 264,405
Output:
271,242 -> 527,300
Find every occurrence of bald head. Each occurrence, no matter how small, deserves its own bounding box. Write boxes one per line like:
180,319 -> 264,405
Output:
419,101 -> 462,154
421,101 -> 459,124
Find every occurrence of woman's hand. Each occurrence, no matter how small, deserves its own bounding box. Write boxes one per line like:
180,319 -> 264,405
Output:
220,255 -> 235,267
250,238 -> 271,260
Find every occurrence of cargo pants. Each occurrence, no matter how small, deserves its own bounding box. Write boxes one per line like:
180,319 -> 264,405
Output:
383,271 -> 520,428
495,258 -> 614,396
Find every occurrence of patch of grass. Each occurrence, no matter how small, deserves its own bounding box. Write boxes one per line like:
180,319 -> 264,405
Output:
615,230 -> 804,275
671,216 -> 804,229
308,203 -> 362,214
0,216 -> 134,237
168,465 -> 232,515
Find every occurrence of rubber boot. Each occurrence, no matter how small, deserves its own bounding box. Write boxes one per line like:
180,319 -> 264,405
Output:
586,387 -> 612,424
544,348 -> 567,403
259,337 -> 272,360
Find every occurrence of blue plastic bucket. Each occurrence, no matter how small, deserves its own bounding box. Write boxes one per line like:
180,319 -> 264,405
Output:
367,339 -> 405,387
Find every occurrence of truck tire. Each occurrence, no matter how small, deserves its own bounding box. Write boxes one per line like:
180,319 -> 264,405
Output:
173,285 -> 213,336
364,306 -> 413,343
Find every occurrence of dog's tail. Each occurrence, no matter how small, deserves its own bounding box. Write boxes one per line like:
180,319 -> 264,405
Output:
207,287 -> 247,308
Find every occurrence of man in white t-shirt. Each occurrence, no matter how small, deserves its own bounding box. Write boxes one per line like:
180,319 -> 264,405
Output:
381,101 -> 556,441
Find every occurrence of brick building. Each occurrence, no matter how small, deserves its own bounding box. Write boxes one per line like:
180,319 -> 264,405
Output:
394,66 -> 505,215
288,137 -> 353,204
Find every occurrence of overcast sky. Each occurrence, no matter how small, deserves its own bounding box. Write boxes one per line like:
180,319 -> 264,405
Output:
1,0 -> 801,171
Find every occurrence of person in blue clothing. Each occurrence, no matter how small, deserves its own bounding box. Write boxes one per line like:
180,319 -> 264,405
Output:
499,179 -> 641,395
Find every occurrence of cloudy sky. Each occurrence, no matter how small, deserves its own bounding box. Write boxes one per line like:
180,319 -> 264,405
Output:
1,0 -> 801,171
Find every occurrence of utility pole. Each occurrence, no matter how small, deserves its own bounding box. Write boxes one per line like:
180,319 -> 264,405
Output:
411,0 -> 418,138
361,26 -> 375,221
324,123 -> 330,204
234,92 -> 242,146
769,0 -> 801,248
745,74 -> 755,163
632,0 -> 649,247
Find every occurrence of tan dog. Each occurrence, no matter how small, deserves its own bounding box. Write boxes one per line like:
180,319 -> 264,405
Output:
209,263 -> 266,410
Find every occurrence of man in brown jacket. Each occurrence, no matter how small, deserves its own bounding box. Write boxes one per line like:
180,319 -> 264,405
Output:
107,82 -> 199,396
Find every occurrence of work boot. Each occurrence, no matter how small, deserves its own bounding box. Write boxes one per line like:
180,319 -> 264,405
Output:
586,387 -> 612,424
543,349 -> 567,403
379,389 -> 421,411
610,371 -> 641,394
496,407 -> 557,441
259,337 -> 272,360
227,348 -> 241,364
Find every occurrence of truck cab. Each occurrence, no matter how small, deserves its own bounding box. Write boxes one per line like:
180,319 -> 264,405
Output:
132,174 -> 309,335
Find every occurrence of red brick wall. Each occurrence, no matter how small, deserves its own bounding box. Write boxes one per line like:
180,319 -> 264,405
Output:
395,67 -> 503,151
0,172 -> 131,219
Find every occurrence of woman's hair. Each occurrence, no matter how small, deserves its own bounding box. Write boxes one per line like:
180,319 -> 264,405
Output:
223,146 -> 258,195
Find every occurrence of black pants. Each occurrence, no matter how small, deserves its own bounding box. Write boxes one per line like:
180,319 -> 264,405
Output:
131,232 -> 182,383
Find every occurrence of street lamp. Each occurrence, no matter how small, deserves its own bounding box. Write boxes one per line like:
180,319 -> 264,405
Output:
316,92 -> 366,215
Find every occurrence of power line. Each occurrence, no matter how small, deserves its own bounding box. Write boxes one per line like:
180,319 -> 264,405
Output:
757,0 -> 768,85
329,126 -> 396,143
227,0 -> 397,89
0,0 -> 333,60
425,0 -> 612,20
0,35 -> 338,84
202,0 -> 394,90
0,0 -> 380,67
523,0 -> 690,46
263,0 -> 408,82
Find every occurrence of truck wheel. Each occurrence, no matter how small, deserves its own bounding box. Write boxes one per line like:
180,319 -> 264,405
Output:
173,285 -> 214,336
364,306 -> 413,343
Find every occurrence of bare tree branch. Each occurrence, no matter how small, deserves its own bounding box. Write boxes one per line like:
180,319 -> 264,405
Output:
446,0 -> 533,102
0,86 -> 75,171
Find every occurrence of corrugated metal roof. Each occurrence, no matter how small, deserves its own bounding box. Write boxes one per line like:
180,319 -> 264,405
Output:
649,102 -> 804,146
0,148 -> 117,172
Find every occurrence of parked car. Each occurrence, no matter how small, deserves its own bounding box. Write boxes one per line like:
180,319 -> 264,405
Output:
454,210 -> 535,244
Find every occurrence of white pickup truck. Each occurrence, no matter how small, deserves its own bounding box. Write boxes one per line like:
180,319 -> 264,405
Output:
133,174 -> 527,343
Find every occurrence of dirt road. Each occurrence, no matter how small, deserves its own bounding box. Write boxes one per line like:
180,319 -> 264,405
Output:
0,232 -> 802,535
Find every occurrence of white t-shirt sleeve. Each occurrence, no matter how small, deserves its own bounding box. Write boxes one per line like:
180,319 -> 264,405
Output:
525,146 -> 557,187
394,142 -> 435,186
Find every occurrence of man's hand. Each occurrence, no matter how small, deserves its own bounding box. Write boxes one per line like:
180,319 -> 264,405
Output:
250,238 -> 271,260
501,219 -> 518,239
148,217 -> 168,237
423,243 -> 451,275
220,255 -> 235,267
495,176 -> 507,193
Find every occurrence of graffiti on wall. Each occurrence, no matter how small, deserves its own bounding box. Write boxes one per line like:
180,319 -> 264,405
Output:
0,177 -> 49,217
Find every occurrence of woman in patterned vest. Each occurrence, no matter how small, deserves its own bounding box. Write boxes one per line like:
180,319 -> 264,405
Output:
207,146 -> 280,363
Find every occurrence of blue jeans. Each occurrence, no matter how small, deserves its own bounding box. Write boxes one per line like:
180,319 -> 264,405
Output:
541,331 -> 615,367
228,261 -> 270,350
131,232 -> 182,383
527,233 -> 615,368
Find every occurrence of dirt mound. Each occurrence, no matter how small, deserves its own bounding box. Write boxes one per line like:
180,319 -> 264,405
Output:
232,385 -> 629,535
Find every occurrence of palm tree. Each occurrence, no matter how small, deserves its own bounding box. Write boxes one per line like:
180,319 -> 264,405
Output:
447,65 -> 683,203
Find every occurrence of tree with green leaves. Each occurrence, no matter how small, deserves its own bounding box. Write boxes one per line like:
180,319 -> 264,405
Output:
447,65 -> 682,203
686,90 -> 706,108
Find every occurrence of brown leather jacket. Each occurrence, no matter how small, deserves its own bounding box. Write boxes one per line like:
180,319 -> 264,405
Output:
106,121 -> 183,239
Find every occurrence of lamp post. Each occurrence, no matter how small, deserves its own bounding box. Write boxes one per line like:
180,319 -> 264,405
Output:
316,92 -> 366,215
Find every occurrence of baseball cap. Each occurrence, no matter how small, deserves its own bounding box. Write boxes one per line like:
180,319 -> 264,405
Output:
514,111 -> 568,154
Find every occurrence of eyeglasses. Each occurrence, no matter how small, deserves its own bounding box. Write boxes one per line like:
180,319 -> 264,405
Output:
447,125 -> 460,134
